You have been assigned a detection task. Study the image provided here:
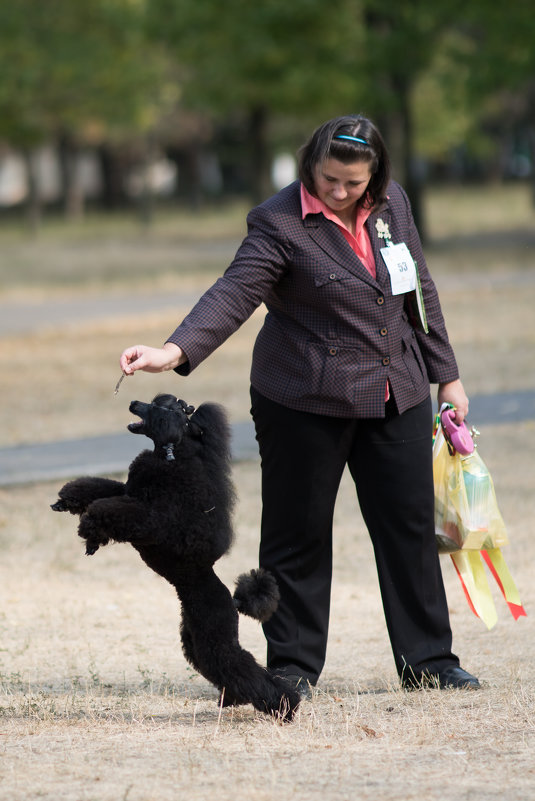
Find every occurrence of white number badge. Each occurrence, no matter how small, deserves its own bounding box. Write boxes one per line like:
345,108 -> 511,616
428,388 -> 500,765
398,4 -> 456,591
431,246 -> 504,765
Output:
380,242 -> 417,295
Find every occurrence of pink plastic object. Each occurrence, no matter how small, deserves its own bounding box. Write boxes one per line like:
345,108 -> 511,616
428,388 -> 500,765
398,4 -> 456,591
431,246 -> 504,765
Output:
441,408 -> 474,455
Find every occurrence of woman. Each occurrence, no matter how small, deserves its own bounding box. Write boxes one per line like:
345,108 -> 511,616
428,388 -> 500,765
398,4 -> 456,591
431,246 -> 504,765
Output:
120,115 -> 480,694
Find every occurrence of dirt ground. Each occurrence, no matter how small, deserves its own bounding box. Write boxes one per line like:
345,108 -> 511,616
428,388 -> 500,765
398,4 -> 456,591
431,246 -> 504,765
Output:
1,431 -> 534,801
1,188 -> 535,800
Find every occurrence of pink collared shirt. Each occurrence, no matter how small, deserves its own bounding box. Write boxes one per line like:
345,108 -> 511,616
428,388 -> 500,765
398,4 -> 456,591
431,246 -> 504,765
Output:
300,183 -> 376,277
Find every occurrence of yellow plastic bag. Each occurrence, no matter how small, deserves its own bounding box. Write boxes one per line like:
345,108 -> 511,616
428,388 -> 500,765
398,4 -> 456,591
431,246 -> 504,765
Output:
433,423 -> 508,554
433,409 -> 526,629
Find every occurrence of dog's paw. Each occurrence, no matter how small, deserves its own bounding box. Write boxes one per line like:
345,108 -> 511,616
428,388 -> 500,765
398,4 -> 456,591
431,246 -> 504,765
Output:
218,690 -> 242,708
78,514 -> 110,555
51,497 -> 86,515
84,539 -> 103,556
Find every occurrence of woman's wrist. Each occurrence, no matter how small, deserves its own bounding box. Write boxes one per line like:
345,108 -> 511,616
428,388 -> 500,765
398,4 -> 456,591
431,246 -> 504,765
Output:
163,341 -> 185,370
437,378 -> 469,423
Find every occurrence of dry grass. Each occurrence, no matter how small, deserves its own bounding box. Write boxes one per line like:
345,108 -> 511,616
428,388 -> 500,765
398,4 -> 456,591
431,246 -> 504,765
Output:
1,439 -> 534,801
1,185 -> 535,800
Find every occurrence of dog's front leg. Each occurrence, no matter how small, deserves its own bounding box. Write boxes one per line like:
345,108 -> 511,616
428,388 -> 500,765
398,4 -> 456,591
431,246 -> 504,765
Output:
51,477 -> 126,516
78,495 -> 150,555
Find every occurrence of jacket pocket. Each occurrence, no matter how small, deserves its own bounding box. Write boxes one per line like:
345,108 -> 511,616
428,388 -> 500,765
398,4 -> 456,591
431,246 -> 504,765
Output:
292,341 -> 362,404
401,330 -> 427,388
314,269 -> 352,288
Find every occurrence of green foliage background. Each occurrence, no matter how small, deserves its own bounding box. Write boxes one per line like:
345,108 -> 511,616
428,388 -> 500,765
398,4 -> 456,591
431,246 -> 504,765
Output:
0,0 -> 533,212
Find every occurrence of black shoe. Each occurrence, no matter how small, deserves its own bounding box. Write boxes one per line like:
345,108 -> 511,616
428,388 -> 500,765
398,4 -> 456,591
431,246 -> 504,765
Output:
437,666 -> 481,690
402,665 -> 480,691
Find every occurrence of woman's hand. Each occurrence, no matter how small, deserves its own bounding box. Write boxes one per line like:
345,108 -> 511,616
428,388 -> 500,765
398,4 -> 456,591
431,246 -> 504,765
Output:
119,342 -> 185,375
437,379 -> 469,424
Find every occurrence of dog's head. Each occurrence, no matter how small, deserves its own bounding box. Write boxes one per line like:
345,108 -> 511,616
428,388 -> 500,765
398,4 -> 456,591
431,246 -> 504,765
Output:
128,394 -> 198,458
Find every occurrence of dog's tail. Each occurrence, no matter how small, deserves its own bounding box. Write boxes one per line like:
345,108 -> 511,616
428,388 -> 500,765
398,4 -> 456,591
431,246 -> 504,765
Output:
233,568 -> 280,623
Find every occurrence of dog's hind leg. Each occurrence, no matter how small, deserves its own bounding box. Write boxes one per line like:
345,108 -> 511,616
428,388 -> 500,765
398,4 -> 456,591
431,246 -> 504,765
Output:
175,568 -> 301,720
215,645 -> 302,721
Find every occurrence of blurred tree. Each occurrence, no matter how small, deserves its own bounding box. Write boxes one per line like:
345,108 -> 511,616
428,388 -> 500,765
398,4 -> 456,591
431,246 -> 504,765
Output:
0,0 -> 174,225
412,29 -> 475,175
146,0 -> 467,232
354,0 -> 467,236
458,2 -> 535,198
413,3 -> 535,186
146,0 -> 361,203
1,0 -> 533,228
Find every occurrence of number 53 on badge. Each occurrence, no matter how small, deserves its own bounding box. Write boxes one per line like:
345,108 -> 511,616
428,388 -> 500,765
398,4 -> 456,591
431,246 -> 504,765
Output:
380,242 -> 417,295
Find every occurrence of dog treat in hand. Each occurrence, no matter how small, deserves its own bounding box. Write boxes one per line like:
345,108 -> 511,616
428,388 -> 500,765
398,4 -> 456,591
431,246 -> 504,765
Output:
114,372 -> 126,395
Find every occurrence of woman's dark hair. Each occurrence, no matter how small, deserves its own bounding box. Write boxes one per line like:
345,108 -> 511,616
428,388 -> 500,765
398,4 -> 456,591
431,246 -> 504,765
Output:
298,115 -> 390,211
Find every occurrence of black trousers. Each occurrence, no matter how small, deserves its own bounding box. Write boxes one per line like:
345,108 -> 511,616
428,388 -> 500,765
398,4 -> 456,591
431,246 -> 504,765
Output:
250,387 -> 459,685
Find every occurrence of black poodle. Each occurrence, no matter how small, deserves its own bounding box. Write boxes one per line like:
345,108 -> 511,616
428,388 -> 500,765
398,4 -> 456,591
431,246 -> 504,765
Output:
51,394 -> 300,720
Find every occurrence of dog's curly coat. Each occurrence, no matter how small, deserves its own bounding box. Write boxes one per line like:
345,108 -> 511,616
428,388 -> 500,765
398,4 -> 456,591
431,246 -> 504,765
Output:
52,394 -> 300,720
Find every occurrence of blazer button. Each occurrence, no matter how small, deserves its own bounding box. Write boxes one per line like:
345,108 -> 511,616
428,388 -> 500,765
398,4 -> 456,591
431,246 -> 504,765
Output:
382,356 -> 390,366
380,327 -> 388,336
329,347 -> 338,356
377,296 -> 385,305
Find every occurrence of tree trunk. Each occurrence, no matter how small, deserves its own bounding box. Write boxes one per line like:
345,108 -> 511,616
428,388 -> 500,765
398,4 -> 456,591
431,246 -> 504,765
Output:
528,126 -> 535,207
137,134 -> 158,227
22,148 -> 41,235
165,144 -> 203,210
394,77 -> 426,243
249,105 -> 272,204
98,145 -> 128,209
58,132 -> 85,220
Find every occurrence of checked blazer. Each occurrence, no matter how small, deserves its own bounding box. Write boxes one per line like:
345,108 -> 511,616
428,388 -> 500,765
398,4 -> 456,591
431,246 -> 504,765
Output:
168,180 -> 459,418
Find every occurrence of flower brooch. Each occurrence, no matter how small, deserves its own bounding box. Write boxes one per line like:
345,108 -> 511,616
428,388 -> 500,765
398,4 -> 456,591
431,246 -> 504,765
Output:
375,218 -> 392,246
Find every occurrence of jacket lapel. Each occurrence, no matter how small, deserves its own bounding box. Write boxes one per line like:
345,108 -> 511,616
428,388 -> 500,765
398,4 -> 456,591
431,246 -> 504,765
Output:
303,214 -> 381,289
365,204 -> 392,287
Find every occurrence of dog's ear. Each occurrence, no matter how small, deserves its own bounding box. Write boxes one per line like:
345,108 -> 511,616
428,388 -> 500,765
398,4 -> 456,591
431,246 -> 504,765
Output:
188,419 -> 203,438
189,403 -> 230,446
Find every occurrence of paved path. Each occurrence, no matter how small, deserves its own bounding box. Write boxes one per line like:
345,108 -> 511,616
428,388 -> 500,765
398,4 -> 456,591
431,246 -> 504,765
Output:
0,420 -> 259,487
1,390 -> 534,487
